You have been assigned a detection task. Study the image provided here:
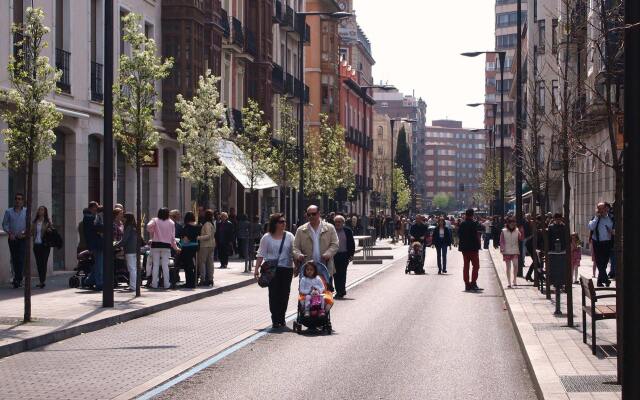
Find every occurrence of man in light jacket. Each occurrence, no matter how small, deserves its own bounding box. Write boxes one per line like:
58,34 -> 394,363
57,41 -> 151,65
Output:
293,205 -> 339,279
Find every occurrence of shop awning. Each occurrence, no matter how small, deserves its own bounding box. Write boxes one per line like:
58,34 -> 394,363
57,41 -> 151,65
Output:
216,139 -> 278,190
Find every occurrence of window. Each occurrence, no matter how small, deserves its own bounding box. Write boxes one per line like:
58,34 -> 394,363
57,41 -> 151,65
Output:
496,11 -> 527,28
496,34 -> 517,49
537,81 -> 546,111
486,77 -> 496,87
377,126 -> 384,137
538,20 -> 546,53
551,80 -> 559,111
497,79 -> 513,93
552,19 -> 559,54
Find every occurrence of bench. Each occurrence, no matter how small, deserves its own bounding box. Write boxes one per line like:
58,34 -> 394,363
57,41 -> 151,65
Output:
580,276 -> 617,355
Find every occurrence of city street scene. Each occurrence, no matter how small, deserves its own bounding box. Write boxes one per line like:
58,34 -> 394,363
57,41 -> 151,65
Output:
0,0 -> 638,399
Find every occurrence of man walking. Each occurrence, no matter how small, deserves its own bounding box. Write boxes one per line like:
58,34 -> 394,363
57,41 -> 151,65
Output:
215,212 -> 234,269
588,202 -> 614,287
2,193 -> 27,288
332,215 -> 355,298
293,205 -> 339,279
458,208 -> 484,291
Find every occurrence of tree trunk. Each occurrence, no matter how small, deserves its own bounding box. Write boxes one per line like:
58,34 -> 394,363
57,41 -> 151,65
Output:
135,164 -> 142,297
246,187 -> 254,273
23,154 -> 34,322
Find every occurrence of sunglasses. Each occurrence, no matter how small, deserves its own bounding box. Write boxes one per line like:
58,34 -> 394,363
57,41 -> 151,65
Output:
307,212 -> 318,217
277,220 -> 286,224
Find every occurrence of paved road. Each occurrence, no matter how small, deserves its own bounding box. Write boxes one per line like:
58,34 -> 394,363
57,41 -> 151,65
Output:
156,249 -> 537,400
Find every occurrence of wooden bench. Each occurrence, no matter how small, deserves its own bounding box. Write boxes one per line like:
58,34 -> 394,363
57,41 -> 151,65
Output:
580,276 -> 617,355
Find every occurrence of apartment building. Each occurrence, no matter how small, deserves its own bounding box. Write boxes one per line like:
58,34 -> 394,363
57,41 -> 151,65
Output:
423,120 -> 485,210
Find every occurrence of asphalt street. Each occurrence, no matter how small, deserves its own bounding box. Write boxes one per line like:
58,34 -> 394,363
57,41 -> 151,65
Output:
155,249 -> 538,400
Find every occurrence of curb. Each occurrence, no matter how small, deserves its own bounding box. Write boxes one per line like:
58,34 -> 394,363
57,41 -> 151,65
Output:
486,249 -> 544,400
0,277 -> 256,359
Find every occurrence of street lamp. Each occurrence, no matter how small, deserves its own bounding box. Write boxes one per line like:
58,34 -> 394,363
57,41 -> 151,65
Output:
103,0 -> 114,307
462,51 -> 506,216
294,11 -> 352,224
389,117 -> 416,244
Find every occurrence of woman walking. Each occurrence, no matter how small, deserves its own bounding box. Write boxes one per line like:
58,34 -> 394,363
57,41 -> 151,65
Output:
432,217 -> 452,274
32,206 -> 52,288
254,213 -> 295,329
181,212 -> 201,288
117,213 -> 138,291
500,217 -> 524,288
198,209 -> 216,286
147,208 -> 179,289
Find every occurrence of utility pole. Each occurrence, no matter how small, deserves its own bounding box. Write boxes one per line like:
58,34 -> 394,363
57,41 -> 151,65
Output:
102,0 -> 114,307
515,0 -> 524,277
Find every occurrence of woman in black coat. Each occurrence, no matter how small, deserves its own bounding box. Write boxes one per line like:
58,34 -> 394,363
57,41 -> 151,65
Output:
432,217 -> 452,274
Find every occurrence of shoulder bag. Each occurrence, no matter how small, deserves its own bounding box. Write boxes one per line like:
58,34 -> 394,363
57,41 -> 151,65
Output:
258,235 -> 286,288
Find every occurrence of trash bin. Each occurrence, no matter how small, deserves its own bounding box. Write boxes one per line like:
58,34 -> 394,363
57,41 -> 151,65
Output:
548,251 -> 567,287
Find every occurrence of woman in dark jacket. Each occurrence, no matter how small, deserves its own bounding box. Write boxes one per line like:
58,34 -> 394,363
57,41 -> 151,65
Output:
180,212 -> 201,288
432,217 -> 452,274
117,213 -> 138,291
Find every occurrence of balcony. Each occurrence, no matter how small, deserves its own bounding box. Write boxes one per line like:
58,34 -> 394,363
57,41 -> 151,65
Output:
245,28 -> 257,57
272,64 -> 284,93
220,9 -> 230,38
283,6 -> 294,28
284,72 -> 294,96
90,61 -> 103,102
295,13 -> 306,37
273,0 -> 283,23
56,48 -> 71,93
232,17 -> 244,49
355,175 -> 363,191
294,78 -> 305,100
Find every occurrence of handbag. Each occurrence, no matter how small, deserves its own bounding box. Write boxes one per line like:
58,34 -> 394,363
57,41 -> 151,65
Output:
44,227 -> 63,249
258,235 -> 286,288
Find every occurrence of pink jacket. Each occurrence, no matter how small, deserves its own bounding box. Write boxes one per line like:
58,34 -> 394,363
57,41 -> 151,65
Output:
147,218 -> 178,249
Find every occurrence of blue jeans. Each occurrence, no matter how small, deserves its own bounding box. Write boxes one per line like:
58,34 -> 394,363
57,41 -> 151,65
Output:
86,247 -> 104,289
436,245 -> 448,272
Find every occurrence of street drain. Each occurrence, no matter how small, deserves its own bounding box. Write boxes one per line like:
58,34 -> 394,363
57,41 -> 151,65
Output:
559,375 -> 620,392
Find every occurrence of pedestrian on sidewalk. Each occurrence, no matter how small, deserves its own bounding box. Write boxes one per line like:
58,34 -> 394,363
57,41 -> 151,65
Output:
293,205 -> 339,281
32,205 -> 53,289
215,212 -> 234,269
180,212 -> 201,288
433,217 -> 452,274
3,193 -> 27,288
482,217 -> 492,250
117,213 -> 138,291
588,203 -> 613,287
570,232 -> 582,284
458,209 -> 484,292
500,217 -> 524,288
83,201 -> 104,290
147,208 -> 180,289
254,213 -> 295,329
333,215 -> 355,299
197,209 -> 215,286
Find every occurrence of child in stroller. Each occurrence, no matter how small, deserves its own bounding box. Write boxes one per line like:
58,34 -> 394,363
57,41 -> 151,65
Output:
406,241 -> 426,275
293,261 -> 334,334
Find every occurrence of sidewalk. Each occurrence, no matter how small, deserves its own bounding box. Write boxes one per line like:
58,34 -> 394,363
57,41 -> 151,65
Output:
0,241 -> 407,400
0,257 -> 257,358
488,246 -> 620,400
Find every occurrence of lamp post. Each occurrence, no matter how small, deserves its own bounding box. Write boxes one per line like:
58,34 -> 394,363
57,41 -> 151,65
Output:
468,102 -> 498,215
294,11 -> 351,224
389,117 -> 416,244
462,51 -> 506,216
102,0 -> 114,308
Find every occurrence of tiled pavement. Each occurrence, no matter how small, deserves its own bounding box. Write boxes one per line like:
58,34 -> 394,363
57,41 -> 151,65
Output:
488,246 -> 620,400
0,241 -> 407,400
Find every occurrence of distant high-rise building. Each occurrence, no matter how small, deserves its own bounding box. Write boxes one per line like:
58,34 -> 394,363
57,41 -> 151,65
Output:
424,120 -> 485,210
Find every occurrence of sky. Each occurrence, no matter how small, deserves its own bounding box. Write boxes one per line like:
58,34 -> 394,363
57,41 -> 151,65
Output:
353,0 -> 496,129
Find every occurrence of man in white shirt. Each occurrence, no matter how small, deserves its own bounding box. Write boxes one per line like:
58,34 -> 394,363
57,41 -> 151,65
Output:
293,205 -> 339,278
482,218 -> 492,249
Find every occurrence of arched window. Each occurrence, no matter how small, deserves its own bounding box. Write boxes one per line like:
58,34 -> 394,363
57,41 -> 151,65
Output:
377,126 -> 383,137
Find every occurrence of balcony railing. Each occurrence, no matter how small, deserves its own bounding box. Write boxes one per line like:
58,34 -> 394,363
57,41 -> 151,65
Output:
220,9 -> 230,38
295,13 -> 306,37
294,77 -> 305,100
284,73 -> 294,95
91,61 -> 103,102
232,17 -> 244,48
284,6 -> 294,28
273,0 -> 283,23
245,28 -> 257,57
272,64 -> 284,93
56,48 -> 71,93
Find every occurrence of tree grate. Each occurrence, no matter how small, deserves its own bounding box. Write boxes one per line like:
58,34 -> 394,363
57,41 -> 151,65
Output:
0,316 -> 71,326
559,375 -> 620,392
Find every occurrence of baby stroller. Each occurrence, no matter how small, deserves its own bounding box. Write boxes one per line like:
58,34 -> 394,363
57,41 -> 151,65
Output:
405,242 -> 426,275
69,250 -> 94,288
292,263 -> 333,335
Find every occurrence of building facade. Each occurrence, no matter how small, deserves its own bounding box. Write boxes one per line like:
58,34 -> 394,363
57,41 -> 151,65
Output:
423,120 -> 485,210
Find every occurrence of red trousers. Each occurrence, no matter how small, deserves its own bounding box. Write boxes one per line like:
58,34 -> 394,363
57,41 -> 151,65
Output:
462,251 -> 480,284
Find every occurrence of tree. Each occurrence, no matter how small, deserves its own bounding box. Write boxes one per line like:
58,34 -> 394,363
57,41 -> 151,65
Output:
176,70 -> 231,207
392,166 -> 411,213
113,12 -> 173,296
237,98 -> 274,269
1,8 -> 62,322
267,98 -> 299,215
479,157 -> 513,209
395,125 -> 412,183
432,192 -> 452,210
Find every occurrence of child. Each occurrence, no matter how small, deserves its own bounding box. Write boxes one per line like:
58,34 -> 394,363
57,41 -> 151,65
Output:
300,262 -> 326,317
410,241 -> 422,257
571,232 -> 582,284
500,218 -> 524,288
